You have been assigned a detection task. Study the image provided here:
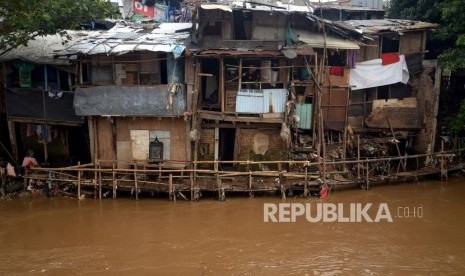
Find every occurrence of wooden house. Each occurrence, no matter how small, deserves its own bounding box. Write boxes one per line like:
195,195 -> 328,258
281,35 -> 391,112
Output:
56,22 -> 192,168
0,32 -> 88,166
187,2 -> 363,169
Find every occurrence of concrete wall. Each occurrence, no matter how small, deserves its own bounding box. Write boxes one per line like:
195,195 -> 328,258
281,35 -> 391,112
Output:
199,127 -> 286,170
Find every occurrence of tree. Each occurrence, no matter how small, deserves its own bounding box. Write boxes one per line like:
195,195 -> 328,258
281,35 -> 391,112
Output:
437,0 -> 465,70
387,0 -> 443,23
387,0 -> 465,68
449,99 -> 465,135
0,0 -> 118,56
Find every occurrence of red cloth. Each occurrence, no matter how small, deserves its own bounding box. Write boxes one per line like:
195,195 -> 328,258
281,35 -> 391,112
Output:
329,66 -> 344,76
381,52 -> 400,65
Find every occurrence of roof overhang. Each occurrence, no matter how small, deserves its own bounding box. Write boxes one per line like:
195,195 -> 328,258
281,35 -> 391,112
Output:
295,30 -> 360,50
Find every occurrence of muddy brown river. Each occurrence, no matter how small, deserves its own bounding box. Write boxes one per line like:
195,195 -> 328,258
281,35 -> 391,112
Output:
1,178 -> 465,275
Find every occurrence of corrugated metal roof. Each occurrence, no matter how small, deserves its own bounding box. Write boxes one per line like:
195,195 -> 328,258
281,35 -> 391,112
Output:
335,19 -> 438,35
295,30 -> 360,49
0,31 -> 99,65
313,4 -> 385,12
201,1 -> 312,13
55,22 -> 191,56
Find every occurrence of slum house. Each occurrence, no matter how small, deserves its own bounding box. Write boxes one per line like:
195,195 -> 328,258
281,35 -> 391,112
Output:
0,32 -> 90,166
56,22 -> 192,169
327,19 -> 440,158
187,2 -> 364,176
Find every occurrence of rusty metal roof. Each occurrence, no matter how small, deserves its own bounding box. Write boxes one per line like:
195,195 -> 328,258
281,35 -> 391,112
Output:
55,22 -> 191,57
334,19 -> 438,35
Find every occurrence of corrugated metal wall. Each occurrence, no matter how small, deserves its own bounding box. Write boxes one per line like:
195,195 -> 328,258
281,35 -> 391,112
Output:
296,103 -> 312,129
236,89 -> 287,114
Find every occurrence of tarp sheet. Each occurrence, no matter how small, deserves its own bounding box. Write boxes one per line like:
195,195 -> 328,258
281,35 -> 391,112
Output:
349,55 -> 409,90
6,89 -> 83,124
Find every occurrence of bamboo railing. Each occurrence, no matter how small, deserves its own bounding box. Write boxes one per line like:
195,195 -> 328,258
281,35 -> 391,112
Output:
23,146 -> 464,201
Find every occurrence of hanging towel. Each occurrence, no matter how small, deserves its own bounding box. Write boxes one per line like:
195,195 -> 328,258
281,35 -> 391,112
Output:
381,52 -> 400,65
330,66 -> 344,76
349,55 -> 409,90
26,124 -> 35,137
346,50 -> 358,69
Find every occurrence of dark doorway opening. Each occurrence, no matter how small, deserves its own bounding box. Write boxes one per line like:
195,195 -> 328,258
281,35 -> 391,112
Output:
382,35 -> 400,53
201,58 -> 220,109
233,10 -> 253,40
219,128 -> 235,169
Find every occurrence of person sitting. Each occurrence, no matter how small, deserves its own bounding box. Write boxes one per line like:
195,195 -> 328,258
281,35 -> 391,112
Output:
22,150 -> 39,168
242,65 -> 260,82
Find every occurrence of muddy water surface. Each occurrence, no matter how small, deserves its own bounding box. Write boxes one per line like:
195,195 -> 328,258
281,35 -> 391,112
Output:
1,179 -> 465,275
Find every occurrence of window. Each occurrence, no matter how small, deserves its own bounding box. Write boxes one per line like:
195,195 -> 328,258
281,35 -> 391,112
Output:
233,10 -> 253,40
91,65 -> 113,85
381,34 -> 400,53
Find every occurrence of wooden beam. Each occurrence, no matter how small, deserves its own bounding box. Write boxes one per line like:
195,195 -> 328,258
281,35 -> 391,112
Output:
7,120 -> 18,164
8,117 -> 83,126
202,122 -> 281,129
220,57 -> 225,113
198,111 -> 284,124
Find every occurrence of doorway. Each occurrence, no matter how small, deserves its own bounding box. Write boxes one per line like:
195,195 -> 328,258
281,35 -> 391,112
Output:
219,128 -> 235,169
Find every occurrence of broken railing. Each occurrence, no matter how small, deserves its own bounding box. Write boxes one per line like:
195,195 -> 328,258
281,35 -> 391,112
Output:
24,147 -> 464,200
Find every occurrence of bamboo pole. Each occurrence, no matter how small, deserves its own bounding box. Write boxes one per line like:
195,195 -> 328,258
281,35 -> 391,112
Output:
387,118 -> 405,170
93,162 -> 98,199
112,162 -> 117,199
441,140 -> 446,181
190,164 -> 194,201
171,174 -> 176,202
248,171 -> 253,198
169,173 -> 173,201
357,135 -> 361,179
77,161 -> 81,199
365,160 -> 370,189
98,161 -> 102,200
133,163 -> 138,200
304,166 -> 308,197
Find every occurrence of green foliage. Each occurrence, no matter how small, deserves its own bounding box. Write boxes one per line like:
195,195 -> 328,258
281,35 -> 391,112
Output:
449,99 -> 465,135
0,0 -> 118,55
387,0 -> 443,23
387,0 -> 465,70
437,0 -> 465,70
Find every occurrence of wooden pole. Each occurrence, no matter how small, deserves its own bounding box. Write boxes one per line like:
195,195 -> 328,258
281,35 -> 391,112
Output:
248,171 -> 253,198
112,162 -> 117,199
190,164 -> 194,201
94,162 -> 98,199
357,135 -> 361,180
98,162 -> 102,200
170,174 -> 175,202
169,173 -> 173,201
387,118 -> 405,170
441,139 -> 447,181
77,161 -> 81,199
7,120 -> 18,164
365,160 -> 370,189
304,166 -> 308,197
133,163 -> 138,200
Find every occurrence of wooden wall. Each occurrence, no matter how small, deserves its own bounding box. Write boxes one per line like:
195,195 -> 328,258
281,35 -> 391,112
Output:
95,117 -> 187,165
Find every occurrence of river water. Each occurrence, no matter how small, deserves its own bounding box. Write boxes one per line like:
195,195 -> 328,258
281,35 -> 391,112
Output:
1,178 -> 464,275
